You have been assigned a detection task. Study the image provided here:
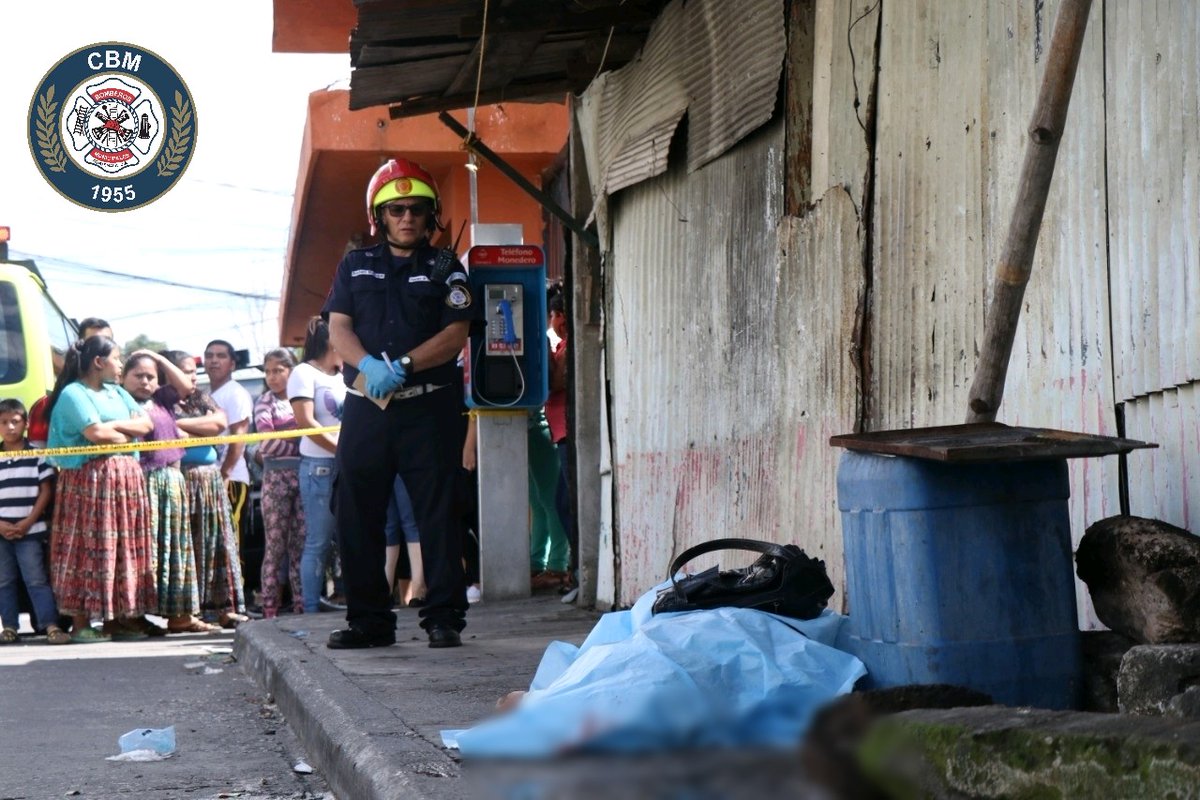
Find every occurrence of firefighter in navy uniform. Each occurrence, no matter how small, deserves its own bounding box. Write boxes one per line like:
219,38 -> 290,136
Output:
323,158 -> 477,649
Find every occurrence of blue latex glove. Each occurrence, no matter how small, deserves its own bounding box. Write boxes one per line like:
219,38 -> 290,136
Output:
389,359 -> 408,385
357,355 -> 404,399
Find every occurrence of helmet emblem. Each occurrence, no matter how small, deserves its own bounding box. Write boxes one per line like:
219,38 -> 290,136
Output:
394,178 -> 412,195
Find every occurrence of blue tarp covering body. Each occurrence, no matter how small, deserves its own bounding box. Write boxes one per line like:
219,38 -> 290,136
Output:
443,584 -> 867,757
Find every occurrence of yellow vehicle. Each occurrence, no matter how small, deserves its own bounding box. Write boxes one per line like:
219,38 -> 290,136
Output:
0,256 -> 78,411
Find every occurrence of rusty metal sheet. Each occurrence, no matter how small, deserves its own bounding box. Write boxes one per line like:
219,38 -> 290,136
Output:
829,422 -> 1156,462
1104,1 -> 1200,400
605,118 -> 863,609
809,0 -> 879,209
1122,385 -> 1200,534
683,0 -> 785,170
578,0 -> 785,201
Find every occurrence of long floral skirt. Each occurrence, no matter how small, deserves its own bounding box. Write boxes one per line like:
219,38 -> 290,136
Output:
260,467 -> 305,615
183,464 -> 245,614
51,455 -> 156,620
145,466 -> 200,617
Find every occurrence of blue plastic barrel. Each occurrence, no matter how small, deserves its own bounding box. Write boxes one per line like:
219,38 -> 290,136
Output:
836,451 -> 1081,709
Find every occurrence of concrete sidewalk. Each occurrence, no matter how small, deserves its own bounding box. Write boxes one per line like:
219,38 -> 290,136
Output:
235,595 -> 822,800
234,595 -> 603,800
235,596 -> 1200,800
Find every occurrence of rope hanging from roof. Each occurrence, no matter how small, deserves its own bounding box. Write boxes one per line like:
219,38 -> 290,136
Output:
466,0 -> 491,147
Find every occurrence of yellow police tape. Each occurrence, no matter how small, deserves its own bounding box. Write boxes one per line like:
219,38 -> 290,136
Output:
0,425 -> 342,461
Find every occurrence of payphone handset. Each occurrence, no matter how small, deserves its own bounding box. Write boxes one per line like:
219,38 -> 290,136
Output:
485,283 -> 524,356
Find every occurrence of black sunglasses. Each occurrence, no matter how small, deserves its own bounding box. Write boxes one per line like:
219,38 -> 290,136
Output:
382,201 -> 431,219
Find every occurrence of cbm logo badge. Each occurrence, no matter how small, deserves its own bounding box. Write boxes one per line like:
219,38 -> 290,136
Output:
27,43 -> 196,212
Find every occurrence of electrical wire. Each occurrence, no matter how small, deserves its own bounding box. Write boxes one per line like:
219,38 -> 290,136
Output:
11,250 -> 280,301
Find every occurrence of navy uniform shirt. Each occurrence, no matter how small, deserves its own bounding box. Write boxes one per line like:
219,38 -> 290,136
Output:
322,241 -> 479,387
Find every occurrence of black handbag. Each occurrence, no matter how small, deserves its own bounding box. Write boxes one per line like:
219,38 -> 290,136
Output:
651,538 -> 834,620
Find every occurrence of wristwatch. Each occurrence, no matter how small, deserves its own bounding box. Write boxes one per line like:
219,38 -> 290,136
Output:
399,354 -> 414,372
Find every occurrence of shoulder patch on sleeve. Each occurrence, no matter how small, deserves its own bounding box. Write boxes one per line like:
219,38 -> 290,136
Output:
446,285 -> 472,309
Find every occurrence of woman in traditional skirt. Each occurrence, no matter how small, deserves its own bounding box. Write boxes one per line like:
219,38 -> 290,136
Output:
158,350 -> 247,628
123,352 -> 220,634
47,335 -> 155,643
253,348 -> 305,618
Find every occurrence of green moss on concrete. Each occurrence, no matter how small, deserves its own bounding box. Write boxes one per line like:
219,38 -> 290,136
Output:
858,716 -> 1200,799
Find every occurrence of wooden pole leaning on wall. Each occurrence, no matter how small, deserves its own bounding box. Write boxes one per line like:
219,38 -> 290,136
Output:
966,0 -> 1093,423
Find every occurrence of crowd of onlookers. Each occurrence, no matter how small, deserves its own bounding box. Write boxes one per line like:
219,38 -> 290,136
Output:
0,282 -> 575,644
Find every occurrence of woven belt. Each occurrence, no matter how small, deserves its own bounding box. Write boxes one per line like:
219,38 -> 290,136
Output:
347,382 -> 450,401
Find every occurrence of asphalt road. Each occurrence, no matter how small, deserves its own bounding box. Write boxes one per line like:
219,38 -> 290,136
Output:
0,617 -> 330,800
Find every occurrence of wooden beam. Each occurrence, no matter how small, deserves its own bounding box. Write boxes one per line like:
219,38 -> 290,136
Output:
436,111 -> 599,250
459,6 -> 657,37
445,31 -> 546,96
378,79 -> 576,115
965,0 -> 1093,423
567,94 -> 604,608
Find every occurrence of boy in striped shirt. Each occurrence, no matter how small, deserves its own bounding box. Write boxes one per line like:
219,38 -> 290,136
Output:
0,398 -> 67,644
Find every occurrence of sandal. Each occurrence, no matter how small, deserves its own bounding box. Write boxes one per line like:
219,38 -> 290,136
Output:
128,616 -> 168,637
218,612 -> 249,629
531,570 -> 568,592
0,628 -> 18,644
70,627 -> 112,644
167,618 -> 221,634
102,620 -> 147,642
46,626 -> 71,645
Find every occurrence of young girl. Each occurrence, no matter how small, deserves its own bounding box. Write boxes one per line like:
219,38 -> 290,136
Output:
123,352 -> 219,634
158,350 -> 247,628
253,348 -> 305,618
46,335 -> 155,643
288,317 -> 345,614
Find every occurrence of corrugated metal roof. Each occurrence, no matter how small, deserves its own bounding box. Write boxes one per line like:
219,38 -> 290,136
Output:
348,0 -> 670,115
582,0 -> 688,197
579,0 -> 786,200
683,0 -> 786,169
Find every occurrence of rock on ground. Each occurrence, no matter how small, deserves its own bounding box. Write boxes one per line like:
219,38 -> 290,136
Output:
1075,515 -> 1200,643
1118,643 -> 1200,716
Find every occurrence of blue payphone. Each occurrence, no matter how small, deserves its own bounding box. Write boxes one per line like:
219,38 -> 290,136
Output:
464,245 -> 548,409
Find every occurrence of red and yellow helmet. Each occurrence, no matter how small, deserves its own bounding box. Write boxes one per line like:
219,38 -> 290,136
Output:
365,158 -> 440,235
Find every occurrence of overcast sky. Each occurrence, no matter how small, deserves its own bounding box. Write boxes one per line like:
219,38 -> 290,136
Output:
0,2 -> 348,360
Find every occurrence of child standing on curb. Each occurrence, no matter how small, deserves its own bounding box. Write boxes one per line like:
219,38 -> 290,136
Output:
0,399 -> 68,645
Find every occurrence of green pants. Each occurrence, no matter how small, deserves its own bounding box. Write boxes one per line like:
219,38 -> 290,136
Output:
528,412 -> 568,572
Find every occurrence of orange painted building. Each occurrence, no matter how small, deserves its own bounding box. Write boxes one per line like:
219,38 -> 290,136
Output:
273,3 -> 570,343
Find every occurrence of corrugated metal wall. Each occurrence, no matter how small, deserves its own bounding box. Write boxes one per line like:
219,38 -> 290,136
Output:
608,162 -> 864,603
599,0 -> 1199,617
868,0 -> 1120,625
1106,0 -> 1200,532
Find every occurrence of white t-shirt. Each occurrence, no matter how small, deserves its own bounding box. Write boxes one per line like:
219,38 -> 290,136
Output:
287,362 -> 345,459
211,379 -> 254,484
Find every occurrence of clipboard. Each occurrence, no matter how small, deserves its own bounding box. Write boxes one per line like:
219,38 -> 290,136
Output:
352,372 -> 393,410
